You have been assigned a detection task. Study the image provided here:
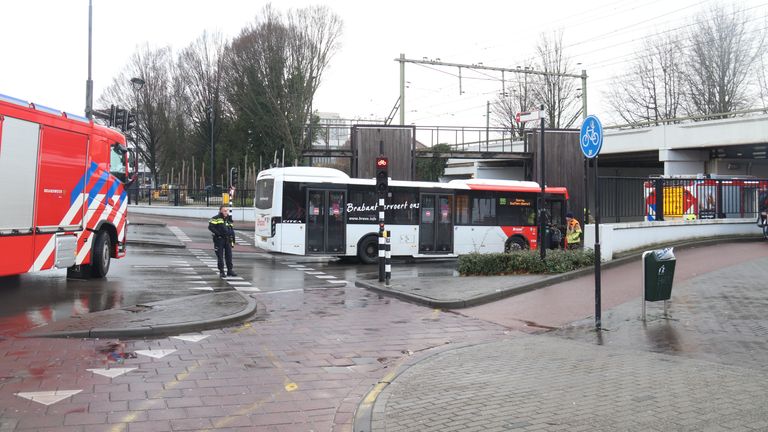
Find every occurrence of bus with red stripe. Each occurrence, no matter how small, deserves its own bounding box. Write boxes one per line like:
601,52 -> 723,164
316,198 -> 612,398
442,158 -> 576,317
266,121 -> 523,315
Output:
254,167 -> 569,263
0,93 -> 130,278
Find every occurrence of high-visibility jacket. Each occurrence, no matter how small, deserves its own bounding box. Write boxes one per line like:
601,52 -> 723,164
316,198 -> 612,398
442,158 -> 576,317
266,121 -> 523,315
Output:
566,219 -> 582,245
208,213 -> 229,238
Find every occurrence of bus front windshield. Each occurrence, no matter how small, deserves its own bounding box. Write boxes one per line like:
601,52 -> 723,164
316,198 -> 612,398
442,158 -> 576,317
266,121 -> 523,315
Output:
110,143 -> 129,183
255,178 -> 274,209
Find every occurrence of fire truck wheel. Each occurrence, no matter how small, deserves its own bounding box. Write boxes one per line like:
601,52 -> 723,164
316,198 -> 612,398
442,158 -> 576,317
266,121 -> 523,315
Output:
357,235 -> 379,264
90,231 -> 111,278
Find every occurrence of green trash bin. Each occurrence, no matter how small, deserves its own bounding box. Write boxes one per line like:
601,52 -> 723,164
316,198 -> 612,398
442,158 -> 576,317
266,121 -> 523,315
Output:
643,248 -> 676,301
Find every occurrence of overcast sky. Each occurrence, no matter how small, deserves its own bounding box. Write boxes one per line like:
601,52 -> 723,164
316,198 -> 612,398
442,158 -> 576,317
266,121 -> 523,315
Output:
1,0 -> 764,128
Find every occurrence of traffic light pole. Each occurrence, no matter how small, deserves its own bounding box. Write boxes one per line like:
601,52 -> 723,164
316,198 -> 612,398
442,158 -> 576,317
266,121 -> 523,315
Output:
376,154 -> 389,284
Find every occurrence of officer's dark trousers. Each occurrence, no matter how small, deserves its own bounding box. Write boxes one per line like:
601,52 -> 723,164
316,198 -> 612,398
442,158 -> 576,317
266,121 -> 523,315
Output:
213,236 -> 233,273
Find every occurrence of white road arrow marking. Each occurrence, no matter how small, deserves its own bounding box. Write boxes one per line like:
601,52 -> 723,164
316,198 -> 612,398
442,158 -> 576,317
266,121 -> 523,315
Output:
15,390 -> 82,406
135,349 -> 177,359
87,368 -> 136,378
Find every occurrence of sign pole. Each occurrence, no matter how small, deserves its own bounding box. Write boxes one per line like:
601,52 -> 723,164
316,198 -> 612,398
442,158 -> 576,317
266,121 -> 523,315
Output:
579,115 -> 604,331
594,156 -> 601,330
539,105 -> 546,260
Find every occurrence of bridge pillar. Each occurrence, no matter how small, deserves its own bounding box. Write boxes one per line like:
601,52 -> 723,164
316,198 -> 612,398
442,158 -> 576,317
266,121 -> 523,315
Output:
659,149 -> 708,176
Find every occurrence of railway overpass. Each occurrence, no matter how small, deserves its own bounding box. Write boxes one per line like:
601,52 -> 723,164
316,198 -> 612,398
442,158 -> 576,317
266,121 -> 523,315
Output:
444,112 -> 768,179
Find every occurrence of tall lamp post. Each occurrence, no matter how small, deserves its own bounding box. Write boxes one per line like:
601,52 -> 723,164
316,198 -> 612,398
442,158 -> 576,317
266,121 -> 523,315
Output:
130,77 -> 145,202
207,105 -> 214,189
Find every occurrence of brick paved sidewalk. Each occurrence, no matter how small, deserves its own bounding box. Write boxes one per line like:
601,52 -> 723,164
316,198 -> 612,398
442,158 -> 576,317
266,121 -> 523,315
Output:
364,254 -> 768,432
370,336 -> 768,432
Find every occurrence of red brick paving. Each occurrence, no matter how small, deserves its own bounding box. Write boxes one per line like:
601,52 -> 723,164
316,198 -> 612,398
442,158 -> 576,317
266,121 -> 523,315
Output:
0,282 -> 508,431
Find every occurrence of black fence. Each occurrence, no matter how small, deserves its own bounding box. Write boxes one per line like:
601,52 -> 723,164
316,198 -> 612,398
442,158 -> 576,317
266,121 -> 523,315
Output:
128,188 -> 256,207
596,177 -> 768,223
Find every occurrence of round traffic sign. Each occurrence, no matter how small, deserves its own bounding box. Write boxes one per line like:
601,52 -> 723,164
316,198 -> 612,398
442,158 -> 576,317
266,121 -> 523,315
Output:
579,115 -> 603,158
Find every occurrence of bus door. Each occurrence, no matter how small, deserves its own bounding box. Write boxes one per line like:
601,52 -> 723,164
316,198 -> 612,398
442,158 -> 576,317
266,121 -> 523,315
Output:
419,193 -> 453,253
306,189 -> 346,254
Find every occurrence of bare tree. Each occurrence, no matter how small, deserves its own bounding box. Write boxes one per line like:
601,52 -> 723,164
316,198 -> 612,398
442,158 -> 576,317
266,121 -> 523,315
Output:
531,31 -> 581,128
684,4 -> 763,118
491,72 -> 535,138
607,33 -> 686,125
177,31 -> 227,183
100,45 -> 174,186
224,4 -> 342,164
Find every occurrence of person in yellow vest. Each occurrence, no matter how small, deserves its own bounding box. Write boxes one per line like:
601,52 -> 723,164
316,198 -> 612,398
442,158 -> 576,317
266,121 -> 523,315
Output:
566,212 -> 582,249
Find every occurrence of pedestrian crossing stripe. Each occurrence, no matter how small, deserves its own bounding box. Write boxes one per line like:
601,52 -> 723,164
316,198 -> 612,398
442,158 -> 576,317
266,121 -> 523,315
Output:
190,287 -> 214,291
235,286 -> 261,292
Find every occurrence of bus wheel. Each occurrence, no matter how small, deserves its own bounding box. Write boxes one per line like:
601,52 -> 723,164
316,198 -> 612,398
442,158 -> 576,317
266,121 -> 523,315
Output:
90,231 -> 111,278
357,235 -> 379,264
505,236 -> 527,253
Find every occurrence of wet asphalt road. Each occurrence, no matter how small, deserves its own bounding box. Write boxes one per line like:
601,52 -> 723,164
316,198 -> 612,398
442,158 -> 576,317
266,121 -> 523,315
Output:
0,216 -> 457,337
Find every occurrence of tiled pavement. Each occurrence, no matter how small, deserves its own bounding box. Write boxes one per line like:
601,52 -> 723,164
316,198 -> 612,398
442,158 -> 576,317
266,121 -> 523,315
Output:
0,282 -> 509,431
371,335 -> 768,432
367,254 -> 768,432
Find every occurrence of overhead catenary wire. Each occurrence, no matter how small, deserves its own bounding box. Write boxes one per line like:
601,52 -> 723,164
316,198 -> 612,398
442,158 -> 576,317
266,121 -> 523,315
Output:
400,1 -> 768,124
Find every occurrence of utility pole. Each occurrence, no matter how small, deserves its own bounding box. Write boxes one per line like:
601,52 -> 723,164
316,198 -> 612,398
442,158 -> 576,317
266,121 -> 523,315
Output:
581,69 -> 588,120
85,0 -> 93,119
399,53 -> 405,125
485,100 -> 490,150
208,106 -> 214,188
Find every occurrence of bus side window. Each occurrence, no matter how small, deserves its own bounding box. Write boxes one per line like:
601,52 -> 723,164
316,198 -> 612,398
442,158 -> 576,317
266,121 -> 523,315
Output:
455,194 -> 470,225
282,182 -> 305,222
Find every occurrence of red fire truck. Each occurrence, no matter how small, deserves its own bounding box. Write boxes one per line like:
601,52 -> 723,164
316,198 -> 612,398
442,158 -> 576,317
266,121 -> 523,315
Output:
0,93 -> 130,278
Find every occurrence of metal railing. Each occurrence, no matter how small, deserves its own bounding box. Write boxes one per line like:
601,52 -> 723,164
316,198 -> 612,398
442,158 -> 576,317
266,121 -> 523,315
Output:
128,188 -> 255,207
596,176 -> 768,223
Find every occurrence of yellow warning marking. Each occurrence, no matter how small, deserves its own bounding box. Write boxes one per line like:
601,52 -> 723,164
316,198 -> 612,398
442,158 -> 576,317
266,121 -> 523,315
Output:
112,364 -> 199,431
363,382 -> 386,405
234,322 -> 252,333
284,382 -> 298,392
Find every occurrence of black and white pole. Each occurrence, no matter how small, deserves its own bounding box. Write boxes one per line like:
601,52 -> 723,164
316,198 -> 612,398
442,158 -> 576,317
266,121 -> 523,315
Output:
375,155 -> 389,283
385,230 -> 391,285
378,198 -> 386,282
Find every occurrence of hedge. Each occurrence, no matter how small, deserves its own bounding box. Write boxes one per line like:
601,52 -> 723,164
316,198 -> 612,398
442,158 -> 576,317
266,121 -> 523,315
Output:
457,249 -> 595,275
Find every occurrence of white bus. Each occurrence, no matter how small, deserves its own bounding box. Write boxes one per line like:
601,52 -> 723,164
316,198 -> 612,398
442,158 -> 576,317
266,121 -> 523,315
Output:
254,167 -> 569,263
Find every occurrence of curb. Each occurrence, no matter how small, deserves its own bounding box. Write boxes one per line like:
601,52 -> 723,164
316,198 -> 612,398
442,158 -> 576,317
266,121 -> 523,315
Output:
355,235 -> 763,309
352,340 -> 493,432
126,240 -> 185,249
22,292 -> 259,339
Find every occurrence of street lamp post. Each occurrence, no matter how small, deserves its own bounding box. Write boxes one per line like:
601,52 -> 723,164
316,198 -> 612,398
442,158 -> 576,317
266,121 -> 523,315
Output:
130,77 -> 145,203
208,106 -> 214,191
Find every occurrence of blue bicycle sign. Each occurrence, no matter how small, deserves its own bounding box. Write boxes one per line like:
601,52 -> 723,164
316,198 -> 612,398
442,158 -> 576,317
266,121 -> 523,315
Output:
579,115 -> 603,158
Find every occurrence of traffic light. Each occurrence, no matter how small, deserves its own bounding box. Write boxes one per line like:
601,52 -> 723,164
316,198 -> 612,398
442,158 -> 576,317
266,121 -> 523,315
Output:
229,167 -> 239,187
124,110 -> 136,131
114,108 -> 127,129
375,157 -> 388,194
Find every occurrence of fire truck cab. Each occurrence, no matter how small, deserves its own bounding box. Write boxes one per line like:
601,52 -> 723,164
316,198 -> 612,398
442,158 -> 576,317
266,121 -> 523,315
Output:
0,93 -> 130,278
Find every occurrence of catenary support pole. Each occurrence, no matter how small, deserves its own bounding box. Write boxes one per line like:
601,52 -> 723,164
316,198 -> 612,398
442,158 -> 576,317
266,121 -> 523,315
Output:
399,54 -> 405,125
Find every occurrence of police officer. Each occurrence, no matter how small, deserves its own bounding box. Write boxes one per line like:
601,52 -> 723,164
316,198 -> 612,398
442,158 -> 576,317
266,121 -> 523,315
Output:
208,205 -> 237,278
